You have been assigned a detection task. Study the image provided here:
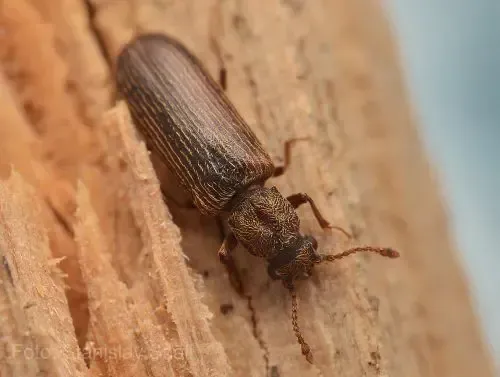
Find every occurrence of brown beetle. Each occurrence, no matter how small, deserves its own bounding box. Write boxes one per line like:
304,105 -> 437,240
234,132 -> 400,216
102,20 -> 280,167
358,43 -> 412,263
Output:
116,33 -> 399,363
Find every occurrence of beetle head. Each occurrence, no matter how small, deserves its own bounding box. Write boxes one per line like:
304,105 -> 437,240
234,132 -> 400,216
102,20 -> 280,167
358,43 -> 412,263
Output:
267,235 -> 400,283
267,235 -> 321,282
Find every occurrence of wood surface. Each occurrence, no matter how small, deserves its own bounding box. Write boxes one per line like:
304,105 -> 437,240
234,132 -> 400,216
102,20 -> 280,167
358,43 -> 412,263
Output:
0,0 -> 495,376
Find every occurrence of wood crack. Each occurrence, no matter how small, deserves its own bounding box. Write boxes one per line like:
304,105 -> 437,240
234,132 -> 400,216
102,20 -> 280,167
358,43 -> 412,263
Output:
83,0 -> 113,68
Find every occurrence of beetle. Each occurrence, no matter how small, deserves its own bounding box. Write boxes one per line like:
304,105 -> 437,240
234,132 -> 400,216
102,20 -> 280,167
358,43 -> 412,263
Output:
116,33 -> 399,363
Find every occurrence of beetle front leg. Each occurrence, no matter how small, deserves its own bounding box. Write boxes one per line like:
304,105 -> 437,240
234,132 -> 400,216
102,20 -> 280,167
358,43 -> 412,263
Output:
287,193 -> 352,239
218,232 -> 244,295
218,232 -> 238,262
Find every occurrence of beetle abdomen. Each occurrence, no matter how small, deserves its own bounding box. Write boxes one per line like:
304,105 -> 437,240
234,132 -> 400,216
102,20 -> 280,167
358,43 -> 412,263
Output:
116,33 -> 275,215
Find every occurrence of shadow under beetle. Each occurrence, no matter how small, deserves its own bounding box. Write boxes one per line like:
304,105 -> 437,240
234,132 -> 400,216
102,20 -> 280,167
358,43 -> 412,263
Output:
116,33 -> 400,363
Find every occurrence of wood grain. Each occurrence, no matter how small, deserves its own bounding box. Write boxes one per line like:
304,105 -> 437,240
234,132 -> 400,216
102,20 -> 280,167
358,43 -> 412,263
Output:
0,172 -> 87,377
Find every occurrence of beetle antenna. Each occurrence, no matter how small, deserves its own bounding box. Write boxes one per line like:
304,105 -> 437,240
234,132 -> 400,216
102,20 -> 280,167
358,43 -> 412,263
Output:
330,225 -> 353,240
286,282 -> 313,364
320,246 -> 400,263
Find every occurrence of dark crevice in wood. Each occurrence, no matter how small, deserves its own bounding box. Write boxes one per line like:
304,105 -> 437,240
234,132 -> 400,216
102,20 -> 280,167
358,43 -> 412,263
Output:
45,199 -> 74,237
245,291 -> 270,376
83,0 -> 112,68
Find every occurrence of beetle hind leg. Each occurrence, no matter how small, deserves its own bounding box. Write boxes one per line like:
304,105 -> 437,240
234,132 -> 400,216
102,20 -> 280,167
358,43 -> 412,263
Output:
273,137 -> 311,177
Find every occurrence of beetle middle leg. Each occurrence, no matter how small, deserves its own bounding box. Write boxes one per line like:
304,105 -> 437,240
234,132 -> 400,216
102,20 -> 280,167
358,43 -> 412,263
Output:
273,137 -> 311,177
218,232 -> 244,295
287,193 -> 352,239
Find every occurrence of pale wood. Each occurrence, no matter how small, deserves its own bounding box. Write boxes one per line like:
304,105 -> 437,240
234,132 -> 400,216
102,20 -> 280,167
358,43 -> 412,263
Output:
0,172 -> 88,377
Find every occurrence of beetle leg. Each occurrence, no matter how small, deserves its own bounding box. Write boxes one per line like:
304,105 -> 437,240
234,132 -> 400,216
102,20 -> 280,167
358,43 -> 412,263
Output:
273,137 -> 311,177
218,232 -> 244,295
219,67 -> 227,91
218,232 -> 238,262
209,33 -> 227,91
286,193 -> 352,239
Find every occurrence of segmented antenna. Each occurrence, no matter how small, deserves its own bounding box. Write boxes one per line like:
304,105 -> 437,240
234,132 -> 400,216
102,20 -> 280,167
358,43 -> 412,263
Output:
286,246 -> 399,364
286,282 -> 313,364
321,246 -> 399,262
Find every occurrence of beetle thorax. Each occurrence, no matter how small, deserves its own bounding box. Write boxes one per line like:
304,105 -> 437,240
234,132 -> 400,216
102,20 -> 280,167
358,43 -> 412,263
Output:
227,186 -> 301,260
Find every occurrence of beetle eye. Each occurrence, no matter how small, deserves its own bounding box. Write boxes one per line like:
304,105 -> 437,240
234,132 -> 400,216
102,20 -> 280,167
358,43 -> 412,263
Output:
304,235 -> 318,250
